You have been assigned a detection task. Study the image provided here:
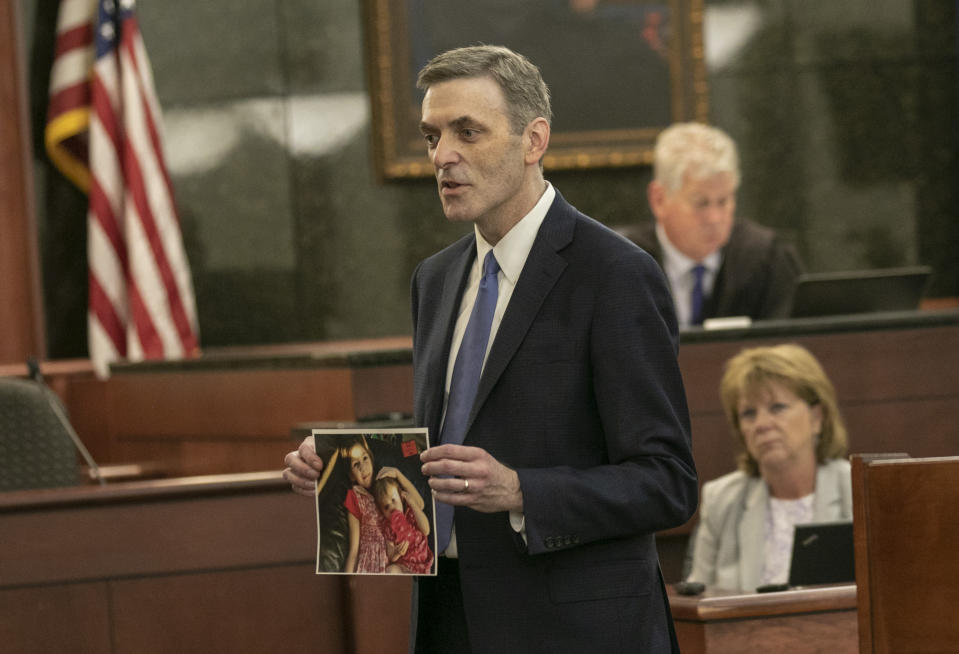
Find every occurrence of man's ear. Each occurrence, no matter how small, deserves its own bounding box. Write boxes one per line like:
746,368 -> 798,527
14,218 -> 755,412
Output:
524,117 -> 550,165
647,180 -> 666,223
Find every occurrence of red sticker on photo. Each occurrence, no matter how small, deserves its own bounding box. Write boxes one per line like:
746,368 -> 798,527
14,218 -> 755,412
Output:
401,440 -> 419,457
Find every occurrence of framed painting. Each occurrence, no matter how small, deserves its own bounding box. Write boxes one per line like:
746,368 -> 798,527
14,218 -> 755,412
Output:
362,0 -> 707,179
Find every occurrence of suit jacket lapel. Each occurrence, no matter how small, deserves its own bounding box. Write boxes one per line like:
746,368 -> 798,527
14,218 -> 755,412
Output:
424,238 -> 476,436
813,463 -> 842,520
466,193 -> 574,432
738,477 -> 767,593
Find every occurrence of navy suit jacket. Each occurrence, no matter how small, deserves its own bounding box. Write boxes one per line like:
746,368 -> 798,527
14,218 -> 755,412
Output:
410,191 -> 698,653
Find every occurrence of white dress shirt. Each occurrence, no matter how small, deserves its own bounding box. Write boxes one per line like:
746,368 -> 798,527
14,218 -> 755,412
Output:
440,182 -> 555,556
655,223 -> 722,327
760,493 -> 814,585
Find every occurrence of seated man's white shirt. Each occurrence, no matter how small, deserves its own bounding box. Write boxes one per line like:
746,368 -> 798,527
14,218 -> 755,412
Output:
656,223 -> 722,327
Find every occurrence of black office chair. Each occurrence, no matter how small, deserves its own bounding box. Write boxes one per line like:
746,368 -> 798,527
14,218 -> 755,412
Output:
0,377 -> 81,491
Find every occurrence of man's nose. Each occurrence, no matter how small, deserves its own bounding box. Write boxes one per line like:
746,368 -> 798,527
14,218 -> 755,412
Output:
702,203 -> 726,224
432,135 -> 459,168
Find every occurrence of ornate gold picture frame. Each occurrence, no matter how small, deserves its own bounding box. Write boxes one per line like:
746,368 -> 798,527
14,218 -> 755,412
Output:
362,0 -> 707,179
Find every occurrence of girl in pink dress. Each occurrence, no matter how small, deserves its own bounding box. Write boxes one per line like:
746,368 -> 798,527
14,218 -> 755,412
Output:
373,476 -> 434,574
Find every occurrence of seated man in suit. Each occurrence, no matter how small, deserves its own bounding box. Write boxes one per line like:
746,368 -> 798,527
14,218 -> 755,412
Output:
618,122 -> 803,327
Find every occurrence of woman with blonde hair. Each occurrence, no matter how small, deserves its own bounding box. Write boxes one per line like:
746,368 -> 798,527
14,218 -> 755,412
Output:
685,343 -> 851,592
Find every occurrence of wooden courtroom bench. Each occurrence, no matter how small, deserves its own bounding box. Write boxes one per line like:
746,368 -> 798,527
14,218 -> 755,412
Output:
0,472 -> 411,653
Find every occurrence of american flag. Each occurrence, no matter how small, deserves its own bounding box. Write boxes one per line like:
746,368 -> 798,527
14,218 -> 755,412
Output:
45,0 -> 199,378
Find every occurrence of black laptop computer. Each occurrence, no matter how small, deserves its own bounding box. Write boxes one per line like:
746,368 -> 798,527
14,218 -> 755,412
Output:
789,266 -> 931,319
787,520 -> 855,587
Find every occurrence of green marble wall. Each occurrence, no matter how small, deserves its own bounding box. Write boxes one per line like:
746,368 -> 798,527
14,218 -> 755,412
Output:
27,0 -> 959,356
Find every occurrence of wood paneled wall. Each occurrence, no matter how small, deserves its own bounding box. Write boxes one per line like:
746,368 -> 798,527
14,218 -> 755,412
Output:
0,0 -> 45,364
3,317 -> 958,583
0,473 -> 398,653
36,320 -> 959,493
680,324 -> 959,492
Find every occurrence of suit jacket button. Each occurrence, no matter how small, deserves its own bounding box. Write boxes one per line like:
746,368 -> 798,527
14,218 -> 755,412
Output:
545,536 -> 555,549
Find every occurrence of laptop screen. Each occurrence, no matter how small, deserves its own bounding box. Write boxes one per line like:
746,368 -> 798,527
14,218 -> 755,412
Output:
789,266 -> 931,319
788,520 -> 855,587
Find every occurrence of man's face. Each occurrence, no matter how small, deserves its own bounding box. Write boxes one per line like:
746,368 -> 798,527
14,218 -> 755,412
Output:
649,172 -> 737,262
419,76 -> 528,230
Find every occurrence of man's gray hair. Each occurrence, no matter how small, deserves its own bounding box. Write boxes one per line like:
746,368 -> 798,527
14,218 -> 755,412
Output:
653,122 -> 740,191
416,45 -> 552,135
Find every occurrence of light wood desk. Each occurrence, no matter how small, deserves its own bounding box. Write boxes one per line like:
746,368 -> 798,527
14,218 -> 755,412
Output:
669,585 -> 858,653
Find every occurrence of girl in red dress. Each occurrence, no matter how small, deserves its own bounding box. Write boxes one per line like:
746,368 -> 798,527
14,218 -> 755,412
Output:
373,475 -> 434,574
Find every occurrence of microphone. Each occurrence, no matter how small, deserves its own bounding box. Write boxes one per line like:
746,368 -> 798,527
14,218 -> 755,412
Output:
26,358 -> 106,486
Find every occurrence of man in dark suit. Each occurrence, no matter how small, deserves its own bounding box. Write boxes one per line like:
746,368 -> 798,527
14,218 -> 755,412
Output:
618,123 -> 803,327
284,45 -> 697,653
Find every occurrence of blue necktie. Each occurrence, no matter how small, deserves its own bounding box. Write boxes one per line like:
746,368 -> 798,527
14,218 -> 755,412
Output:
435,250 -> 500,553
691,264 -> 707,326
